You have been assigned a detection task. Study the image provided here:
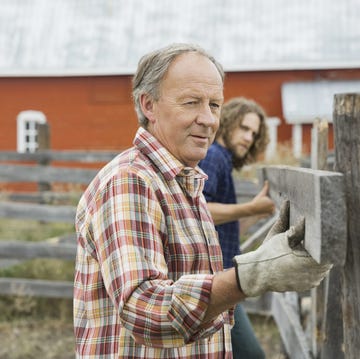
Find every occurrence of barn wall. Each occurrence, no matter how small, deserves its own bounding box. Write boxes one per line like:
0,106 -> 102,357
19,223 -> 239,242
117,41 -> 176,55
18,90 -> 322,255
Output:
0,76 -> 137,152
1,68 -> 360,154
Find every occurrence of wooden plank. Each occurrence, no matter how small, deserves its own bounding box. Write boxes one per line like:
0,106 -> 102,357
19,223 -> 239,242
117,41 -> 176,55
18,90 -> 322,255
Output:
310,118 -> 329,357
311,118 -> 329,171
0,259 -> 22,269
0,240 -> 76,260
272,293 -> 312,359
333,92 -> 360,356
5,191 -> 80,204
258,165 -> 347,265
320,267 -> 345,359
0,278 -> 73,298
0,201 -> 76,223
0,150 -> 118,163
0,164 -> 98,184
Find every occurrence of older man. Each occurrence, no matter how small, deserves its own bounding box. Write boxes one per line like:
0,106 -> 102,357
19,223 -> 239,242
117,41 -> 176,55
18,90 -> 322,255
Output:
74,43 -> 331,358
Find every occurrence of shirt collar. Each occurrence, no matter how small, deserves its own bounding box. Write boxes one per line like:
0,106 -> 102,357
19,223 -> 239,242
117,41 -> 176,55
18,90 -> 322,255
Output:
133,127 -> 207,181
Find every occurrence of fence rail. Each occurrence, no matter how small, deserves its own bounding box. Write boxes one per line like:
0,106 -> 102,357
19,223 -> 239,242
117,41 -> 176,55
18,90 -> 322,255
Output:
0,150 -> 111,299
0,278 -> 73,298
0,163 -> 98,184
0,240 -> 76,260
0,201 -> 76,222
0,150 -> 119,163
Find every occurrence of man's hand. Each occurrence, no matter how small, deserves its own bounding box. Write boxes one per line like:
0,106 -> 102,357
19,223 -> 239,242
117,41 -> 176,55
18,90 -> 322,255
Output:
233,200 -> 332,297
250,181 -> 275,216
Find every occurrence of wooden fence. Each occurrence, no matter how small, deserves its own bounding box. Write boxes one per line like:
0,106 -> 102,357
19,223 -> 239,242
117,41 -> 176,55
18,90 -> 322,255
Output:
0,93 -> 359,358
0,150 -> 117,297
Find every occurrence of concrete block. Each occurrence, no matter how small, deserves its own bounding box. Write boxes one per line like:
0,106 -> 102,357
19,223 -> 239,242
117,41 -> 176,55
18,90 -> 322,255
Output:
258,166 -> 347,265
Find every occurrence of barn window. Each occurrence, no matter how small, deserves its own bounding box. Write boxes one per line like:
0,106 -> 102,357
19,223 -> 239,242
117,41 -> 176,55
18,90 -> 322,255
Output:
17,110 -> 47,153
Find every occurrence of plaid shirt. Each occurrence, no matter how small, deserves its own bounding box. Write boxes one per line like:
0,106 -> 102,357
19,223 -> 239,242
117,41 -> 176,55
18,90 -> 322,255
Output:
74,127 -> 233,358
199,142 -> 240,269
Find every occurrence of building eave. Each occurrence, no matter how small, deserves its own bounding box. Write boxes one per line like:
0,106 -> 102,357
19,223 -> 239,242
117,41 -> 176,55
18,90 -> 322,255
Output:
0,61 -> 359,78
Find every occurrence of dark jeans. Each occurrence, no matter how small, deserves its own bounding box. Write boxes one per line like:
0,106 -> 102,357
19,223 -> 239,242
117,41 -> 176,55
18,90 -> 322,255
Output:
231,304 -> 265,359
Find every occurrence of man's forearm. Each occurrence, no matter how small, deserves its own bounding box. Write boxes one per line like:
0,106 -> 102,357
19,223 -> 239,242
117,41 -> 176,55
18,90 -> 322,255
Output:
203,268 -> 245,322
206,202 -> 257,225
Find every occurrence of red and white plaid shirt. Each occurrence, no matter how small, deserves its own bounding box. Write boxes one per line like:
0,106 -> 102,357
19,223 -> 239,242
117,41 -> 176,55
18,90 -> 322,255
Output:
74,127 -> 233,358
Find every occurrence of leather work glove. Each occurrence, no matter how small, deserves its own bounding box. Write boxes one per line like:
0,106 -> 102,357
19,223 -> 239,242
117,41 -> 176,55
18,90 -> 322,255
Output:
233,200 -> 332,297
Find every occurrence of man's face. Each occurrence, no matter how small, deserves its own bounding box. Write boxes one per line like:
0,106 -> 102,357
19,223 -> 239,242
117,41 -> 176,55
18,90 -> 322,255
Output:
227,113 -> 261,159
143,52 -> 224,168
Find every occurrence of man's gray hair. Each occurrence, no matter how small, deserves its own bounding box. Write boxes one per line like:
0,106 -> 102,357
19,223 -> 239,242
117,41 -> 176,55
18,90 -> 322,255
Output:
132,43 -> 225,128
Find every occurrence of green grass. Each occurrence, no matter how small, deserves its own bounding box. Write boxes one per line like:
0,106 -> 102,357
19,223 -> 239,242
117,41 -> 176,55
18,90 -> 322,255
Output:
0,218 -> 75,242
0,218 -> 75,322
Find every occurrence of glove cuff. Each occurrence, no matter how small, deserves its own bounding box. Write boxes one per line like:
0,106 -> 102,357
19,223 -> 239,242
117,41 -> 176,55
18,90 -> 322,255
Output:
232,257 -> 243,293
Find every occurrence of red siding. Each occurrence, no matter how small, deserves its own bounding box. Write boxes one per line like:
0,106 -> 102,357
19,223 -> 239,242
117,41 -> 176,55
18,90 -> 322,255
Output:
0,76 -> 137,151
1,68 -> 360,154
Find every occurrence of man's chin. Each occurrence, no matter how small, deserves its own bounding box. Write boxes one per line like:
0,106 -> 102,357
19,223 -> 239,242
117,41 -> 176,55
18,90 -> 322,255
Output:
233,149 -> 247,160
194,148 -> 209,163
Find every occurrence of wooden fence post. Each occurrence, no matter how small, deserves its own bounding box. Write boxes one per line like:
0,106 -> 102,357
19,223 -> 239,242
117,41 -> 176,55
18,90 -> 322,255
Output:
310,118 -> 328,358
333,93 -> 360,358
310,119 -> 346,359
37,122 -> 51,192
37,122 -> 50,151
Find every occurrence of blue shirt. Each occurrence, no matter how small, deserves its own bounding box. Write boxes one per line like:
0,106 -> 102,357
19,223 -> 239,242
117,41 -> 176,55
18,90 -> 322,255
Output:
199,142 -> 240,269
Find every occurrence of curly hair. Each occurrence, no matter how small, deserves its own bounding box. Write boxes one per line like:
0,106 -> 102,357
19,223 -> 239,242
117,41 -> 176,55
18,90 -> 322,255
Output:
215,97 -> 269,169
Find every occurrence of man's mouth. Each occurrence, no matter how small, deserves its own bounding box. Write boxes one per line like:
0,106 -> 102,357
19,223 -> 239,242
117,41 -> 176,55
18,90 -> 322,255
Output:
192,133 -> 209,140
191,134 -> 210,144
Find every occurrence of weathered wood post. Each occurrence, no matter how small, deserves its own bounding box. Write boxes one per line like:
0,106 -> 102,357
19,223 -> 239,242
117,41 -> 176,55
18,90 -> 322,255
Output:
37,122 -> 50,152
310,118 -> 329,358
311,118 -> 346,359
333,93 -> 360,358
37,122 -> 51,193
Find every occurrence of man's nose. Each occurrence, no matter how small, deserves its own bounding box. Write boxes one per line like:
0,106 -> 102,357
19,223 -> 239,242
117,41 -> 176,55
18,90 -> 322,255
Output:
243,130 -> 254,142
196,105 -> 217,126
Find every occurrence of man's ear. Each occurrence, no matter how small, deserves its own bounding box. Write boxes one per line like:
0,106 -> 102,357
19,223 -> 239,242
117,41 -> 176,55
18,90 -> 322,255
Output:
139,93 -> 156,124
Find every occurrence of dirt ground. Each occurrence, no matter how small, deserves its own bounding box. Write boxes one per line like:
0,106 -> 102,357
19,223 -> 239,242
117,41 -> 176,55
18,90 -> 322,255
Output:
0,314 -> 286,359
251,314 -> 288,359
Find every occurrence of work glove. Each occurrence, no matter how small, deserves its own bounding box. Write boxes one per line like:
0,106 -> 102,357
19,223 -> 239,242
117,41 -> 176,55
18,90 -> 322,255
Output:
233,200 -> 332,297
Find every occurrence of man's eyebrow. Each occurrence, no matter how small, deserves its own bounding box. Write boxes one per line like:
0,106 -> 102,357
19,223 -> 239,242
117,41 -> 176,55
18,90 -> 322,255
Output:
211,96 -> 224,103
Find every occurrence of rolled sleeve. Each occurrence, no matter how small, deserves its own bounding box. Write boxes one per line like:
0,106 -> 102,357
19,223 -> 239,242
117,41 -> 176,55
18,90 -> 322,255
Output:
169,274 -> 226,344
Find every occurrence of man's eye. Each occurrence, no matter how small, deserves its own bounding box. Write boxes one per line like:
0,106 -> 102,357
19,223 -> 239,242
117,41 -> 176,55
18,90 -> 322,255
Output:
210,103 -> 220,110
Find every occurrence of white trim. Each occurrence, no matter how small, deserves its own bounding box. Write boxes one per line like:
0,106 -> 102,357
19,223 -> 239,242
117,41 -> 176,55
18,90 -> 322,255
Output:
265,117 -> 281,160
17,111 -> 47,153
1,62 -> 360,78
224,61 -> 360,73
292,124 -> 303,159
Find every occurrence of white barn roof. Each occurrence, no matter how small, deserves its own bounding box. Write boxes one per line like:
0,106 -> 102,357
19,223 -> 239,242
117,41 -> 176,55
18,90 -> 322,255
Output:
1,0 -> 360,76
